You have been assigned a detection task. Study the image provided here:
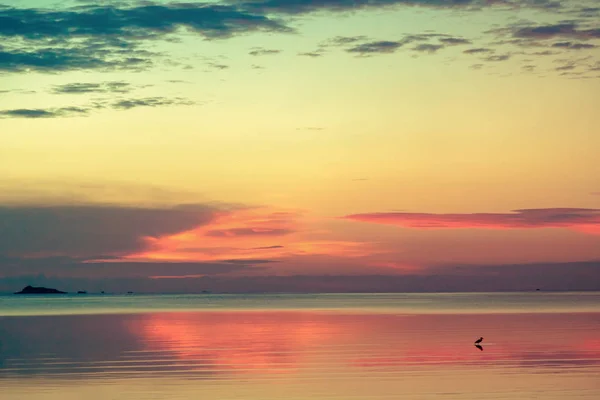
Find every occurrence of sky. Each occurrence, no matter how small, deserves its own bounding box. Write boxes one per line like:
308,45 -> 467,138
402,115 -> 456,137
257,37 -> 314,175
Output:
0,0 -> 599,293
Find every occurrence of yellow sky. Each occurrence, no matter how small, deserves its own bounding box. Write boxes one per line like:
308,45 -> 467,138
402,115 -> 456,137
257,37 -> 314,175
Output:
1,0 -> 599,290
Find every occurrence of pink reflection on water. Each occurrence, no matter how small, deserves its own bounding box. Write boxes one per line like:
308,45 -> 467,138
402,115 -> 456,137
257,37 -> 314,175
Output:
126,311 -> 600,376
127,312 -> 346,374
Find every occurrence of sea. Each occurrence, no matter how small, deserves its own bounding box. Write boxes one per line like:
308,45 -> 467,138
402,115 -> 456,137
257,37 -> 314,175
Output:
1,292 -> 599,399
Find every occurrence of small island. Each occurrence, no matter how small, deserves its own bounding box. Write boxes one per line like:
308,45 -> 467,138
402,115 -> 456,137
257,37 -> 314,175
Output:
14,285 -> 67,294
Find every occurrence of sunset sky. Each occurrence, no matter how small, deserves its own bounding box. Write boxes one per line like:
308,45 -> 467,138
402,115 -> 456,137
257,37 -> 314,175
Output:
1,0 -> 599,292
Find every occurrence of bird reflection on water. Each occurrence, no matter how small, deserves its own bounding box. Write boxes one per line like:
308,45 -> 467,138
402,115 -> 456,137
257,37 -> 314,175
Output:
474,336 -> 484,351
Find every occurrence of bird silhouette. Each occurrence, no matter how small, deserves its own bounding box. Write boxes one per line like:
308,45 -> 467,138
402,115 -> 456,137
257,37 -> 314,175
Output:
474,337 -> 484,345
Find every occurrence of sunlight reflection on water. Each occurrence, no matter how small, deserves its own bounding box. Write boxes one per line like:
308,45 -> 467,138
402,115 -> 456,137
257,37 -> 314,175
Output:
1,294 -> 599,399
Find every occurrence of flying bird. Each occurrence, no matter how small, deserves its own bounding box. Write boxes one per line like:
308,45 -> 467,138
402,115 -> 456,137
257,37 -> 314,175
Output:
474,337 -> 484,345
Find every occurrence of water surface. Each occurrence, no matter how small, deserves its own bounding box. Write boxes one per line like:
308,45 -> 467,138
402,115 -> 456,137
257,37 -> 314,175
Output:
1,293 -> 599,399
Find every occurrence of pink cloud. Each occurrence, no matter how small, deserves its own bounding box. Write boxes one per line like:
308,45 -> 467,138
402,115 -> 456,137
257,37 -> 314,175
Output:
126,207 -> 375,262
343,208 -> 600,234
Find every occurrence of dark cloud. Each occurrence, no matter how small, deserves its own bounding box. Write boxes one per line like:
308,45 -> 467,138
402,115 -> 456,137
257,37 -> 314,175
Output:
235,0 -> 482,15
556,63 -> 577,71
513,23 -> 600,40
438,37 -> 471,45
347,40 -> 404,55
486,23 -> 600,79
206,62 -> 229,69
0,4 -> 288,73
340,33 -> 469,56
529,50 -> 557,56
342,208 -> 600,234
0,46 -> 149,73
111,97 -> 195,110
0,4 -> 288,41
298,51 -> 324,57
412,43 -> 444,53
575,6 -> 600,18
485,54 -> 511,61
326,35 -> 369,46
0,107 -> 88,118
0,96 -> 195,118
463,47 -> 493,54
252,245 -> 285,250
0,204 -> 219,257
51,81 -> 132,94
249,48 -> 282,56
551,41 -> 596,49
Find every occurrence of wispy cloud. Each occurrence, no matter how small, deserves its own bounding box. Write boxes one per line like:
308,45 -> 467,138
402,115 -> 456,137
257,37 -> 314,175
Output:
298,51 -> 324,57
347,40 -> 404,55
235,0 -> 506,15
484,54 -> 511,62
0,107 -> 88,118
112,97 -> 195,110
412,43 -> 444,53
512,23 -> 600,40
463,47 -> 493,54
338,33 -> 471,56
0,97 -> 196,118
51,81 -> 133,94
249,48 -> 282,56
438,37 -> 471,45
551,41 -> 596,49
343,208 -> 600,234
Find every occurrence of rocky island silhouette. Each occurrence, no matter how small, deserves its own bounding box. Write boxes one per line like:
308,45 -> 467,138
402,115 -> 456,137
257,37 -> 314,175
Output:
14,285 -> 67,294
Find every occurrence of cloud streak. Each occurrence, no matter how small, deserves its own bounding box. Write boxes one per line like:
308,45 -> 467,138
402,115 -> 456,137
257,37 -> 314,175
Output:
112,97 -> 195,110
347,40 -> 404,55
51,81 -> 133,94
236,0 -> 496,15
0,107 -> 88,118
343,208 -> 600,234
0,96 -> 196,118
513,23 -> 600,40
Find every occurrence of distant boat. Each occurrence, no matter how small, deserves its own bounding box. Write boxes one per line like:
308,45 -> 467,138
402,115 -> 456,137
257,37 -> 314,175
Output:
14,285 -> 67,295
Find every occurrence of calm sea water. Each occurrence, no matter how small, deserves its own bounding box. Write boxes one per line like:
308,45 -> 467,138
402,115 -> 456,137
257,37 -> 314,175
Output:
1,293 -> 599,399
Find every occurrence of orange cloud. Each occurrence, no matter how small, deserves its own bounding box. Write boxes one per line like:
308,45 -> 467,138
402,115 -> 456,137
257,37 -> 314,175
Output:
126,208 -> 374,262
343,208 -> 600,234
